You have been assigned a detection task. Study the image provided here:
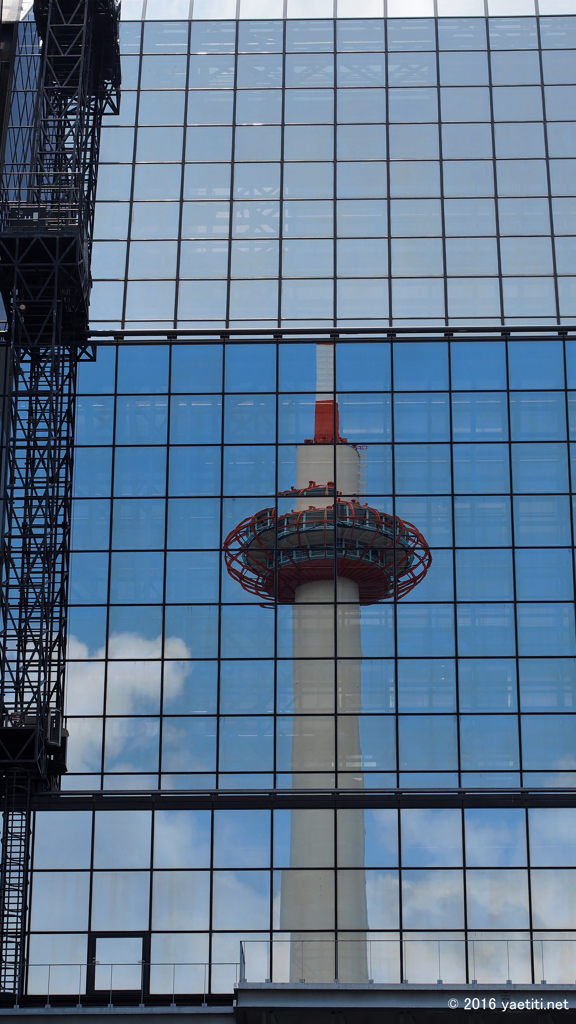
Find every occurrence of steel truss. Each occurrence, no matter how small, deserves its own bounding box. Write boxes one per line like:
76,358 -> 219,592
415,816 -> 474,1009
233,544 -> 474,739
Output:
0,0 -> 120,347
0,324 -> 77,774
0,0 -> 119,1000
0,772 -> 31,998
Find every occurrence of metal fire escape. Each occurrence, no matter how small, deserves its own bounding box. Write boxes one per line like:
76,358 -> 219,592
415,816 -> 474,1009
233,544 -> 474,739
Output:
0,0 -> 120,999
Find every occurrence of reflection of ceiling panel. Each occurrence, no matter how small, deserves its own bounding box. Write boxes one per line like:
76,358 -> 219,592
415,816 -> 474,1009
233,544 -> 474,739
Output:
0,0 -> 31,22
0,0 -> 20,22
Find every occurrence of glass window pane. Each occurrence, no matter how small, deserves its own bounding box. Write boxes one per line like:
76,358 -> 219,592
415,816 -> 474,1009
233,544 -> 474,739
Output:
443,161 -> 494,198
284,163 -> 333,199
30,874 -> 90,932
337,53 -> 385,87
488,17 -> 538,50
390,162 -> 440,198
337,124 -> 386,160
154,810 -> 211,867
465,809 -> 527,867
285,89 -> 334,124
391,198 -> 442,236
337,88 -> 385,123
442,123 -> 492,159
189,21 -> 236,52
444,198 -> 496,236
494,122 -> 545,159
542,49 -> 576,83
237,20 -> 284,52
235,89 -> 282,124
398,716 -> 458,770
213,810 -> 271,867
439,51 -> 489,85
531,869 -> 576,929
236,53 -> 282,88
438,18 -> 487,50
285,124 -> 334,160
185,125 -> 232,160
499,198 -> 550,236
460,715 -> 520,770
508,341 -> 565,389
336,19 -> 386,52
466,869 -> 529,928
401,809 -> 462,866
235,125 -> 282,160
401,870 -> 464,928
389,88 -> 438,123
539,16 -> 576,49
388,52 -> 436,86
529,808 -> 576,866
496,160 -> 548,197
440,87 -> 491,121
387,19 -> 436,51
394,342 -> 449,390
451,343 -> 506,390
285,19 -> 334,52
490,50 -> 541,85
459,659 -> 517,712
522,715 -> 576,769
152,871 -> 210,929
285,54 -> 334,88
91,872 -> 150,930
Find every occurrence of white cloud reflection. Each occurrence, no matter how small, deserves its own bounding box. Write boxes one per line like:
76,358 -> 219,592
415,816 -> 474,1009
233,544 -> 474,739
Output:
65,632 -> 193,775
67,632 -> 191,714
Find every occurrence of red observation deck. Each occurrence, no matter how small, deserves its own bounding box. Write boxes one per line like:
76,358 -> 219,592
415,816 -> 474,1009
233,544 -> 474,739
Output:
224,480 -> 432,605
224,369 -> 432,605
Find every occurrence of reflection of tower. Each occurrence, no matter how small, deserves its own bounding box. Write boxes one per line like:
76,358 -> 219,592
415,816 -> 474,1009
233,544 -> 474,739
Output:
224,344 -> 432,983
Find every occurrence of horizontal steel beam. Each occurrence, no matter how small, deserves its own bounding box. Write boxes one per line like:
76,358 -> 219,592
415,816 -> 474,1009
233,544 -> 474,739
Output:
20,787 -> 576,813
1,324 -> 576,344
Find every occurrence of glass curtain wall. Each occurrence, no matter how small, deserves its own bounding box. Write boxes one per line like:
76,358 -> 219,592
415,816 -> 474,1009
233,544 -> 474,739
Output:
22,7 -> 576,1004
90,14 -> 576,331
26,332 -> 576,995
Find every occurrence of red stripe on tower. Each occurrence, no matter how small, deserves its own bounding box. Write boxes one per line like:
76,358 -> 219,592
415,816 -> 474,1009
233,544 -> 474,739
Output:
314,398 -> 340,443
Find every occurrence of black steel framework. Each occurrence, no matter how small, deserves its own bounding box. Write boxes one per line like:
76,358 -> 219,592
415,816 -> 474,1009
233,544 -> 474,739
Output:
0,0 -> 119,1000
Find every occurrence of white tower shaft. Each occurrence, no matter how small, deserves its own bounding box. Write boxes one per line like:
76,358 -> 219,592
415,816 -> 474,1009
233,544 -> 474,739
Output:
280,345 -> 368,982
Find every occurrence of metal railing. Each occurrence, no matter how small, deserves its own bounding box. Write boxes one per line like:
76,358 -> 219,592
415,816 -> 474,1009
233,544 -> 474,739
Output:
26,962 -> 239,1005
22,941 -> 576,1003
240,938 -> 576,987
0,171 -> 90,234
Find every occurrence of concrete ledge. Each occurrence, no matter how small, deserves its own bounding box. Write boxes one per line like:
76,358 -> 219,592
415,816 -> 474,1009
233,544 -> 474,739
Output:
0,1008 -> 233,1022
3,986 -> 576,1022
234,982 -> 576,1022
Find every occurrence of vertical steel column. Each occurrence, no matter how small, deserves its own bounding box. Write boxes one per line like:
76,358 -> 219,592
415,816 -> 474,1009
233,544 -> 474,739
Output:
0,315 -> 76,993
0,772 -> 31,1000
0,315 -> 76,759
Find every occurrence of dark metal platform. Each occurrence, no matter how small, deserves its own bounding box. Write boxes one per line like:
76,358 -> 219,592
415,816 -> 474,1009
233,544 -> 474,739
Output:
235,983 -> 576,1024
0,985 -> 575,1023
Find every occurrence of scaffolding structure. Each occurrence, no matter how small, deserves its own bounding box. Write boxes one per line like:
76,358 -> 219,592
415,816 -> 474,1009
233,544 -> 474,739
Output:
0,0 -> 119,999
